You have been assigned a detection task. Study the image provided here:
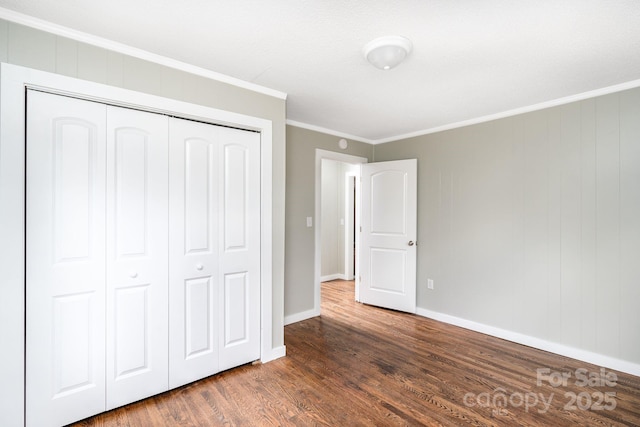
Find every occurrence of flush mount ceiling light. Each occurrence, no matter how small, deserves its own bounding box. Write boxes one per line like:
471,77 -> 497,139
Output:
363,35 -> 413,70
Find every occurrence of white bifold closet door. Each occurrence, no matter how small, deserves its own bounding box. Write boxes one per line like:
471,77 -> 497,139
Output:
215,124 -> 260,372
26,91 -> 169,426
26,90 -> 108,427
26,90 -> 261,427
168,118 -> 260,387
105,106 -> 169,410
168,118 -> 220,387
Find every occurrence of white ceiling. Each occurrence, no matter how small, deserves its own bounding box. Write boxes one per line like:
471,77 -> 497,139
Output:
2,0 -> 640,143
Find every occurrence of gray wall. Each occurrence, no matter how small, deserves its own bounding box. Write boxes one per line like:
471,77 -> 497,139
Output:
374,88 -> 640,365
284,125 -> 373,317
0,19 -> 287,349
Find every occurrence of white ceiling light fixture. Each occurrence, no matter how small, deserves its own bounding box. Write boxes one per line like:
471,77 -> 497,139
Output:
363,35 -> 413,70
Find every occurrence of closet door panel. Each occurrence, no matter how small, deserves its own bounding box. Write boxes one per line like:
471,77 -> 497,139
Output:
223,272 -> 249,345
114,129 -> 148,255
106,106 -> 169,409
26,91 -> 107,427
218,128 -> 261,371
169,118 -> 219,388
185,138 -> 213,253
184,277 -> 214,356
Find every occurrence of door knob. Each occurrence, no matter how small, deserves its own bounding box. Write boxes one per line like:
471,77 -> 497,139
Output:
196,264 -> 204,271
408,241 -> 414,246
129,272 -> 138,278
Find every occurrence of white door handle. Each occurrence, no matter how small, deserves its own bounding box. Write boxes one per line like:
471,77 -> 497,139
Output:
129,272 -> 138,278
196,264 -> 204,271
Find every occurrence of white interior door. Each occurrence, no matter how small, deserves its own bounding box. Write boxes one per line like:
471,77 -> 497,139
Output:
105,106 -> 169,409
218,127 -> 261,371
168,117 -> 220,388
359,159 -> 417,313
26,91 -> 107,427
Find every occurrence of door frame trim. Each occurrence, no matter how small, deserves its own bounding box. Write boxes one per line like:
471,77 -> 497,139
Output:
314,149 -> 367,317
0,63 -> 275,426
344,173 -> 357,282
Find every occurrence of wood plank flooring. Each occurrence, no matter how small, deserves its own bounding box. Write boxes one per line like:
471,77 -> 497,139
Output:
74,280 -> 640,426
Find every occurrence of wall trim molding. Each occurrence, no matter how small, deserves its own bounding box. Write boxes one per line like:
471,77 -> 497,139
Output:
284,308 -> 319,326
0,7 -> 287,101
261,345 -> 287,363
286,120 -> 373,144
416,308 -> 640,377
289,78 -> 640,145
372,78 -> 640,144
321,274 -> 346,282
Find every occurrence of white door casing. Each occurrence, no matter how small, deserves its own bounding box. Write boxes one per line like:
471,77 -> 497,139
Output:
105,106 -> 169,409
26,91 -> 107,427
344,173 -> 357,281
359,159 -> 417,313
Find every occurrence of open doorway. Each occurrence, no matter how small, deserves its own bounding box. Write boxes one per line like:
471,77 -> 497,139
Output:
319,159 -> 357,282
314,150 -> 367,315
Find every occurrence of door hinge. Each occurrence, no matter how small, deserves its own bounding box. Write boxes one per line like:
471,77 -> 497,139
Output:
360,226 -> 362,232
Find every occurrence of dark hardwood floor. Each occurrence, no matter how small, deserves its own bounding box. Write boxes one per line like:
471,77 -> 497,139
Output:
74,280 -> 640,426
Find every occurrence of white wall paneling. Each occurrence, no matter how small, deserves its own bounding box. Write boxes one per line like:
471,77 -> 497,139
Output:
0,62 -> 274,427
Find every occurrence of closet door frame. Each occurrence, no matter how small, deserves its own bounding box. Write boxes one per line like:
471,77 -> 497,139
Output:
0,63 -> 277,427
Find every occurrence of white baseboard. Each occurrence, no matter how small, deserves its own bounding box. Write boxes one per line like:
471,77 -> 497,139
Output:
416,308 -> 640,377
261,345 -> 286,363
284,308 -> 320,326
321,273 -> 345,282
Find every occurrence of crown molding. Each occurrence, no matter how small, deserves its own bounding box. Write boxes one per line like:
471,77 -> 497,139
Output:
286,120 -> 374,144
293,78 -> 640,145
373,78 -> 640,144
0,7 -> 287,100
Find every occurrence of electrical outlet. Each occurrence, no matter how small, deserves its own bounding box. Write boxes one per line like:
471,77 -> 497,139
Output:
427,279 -> 434,290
